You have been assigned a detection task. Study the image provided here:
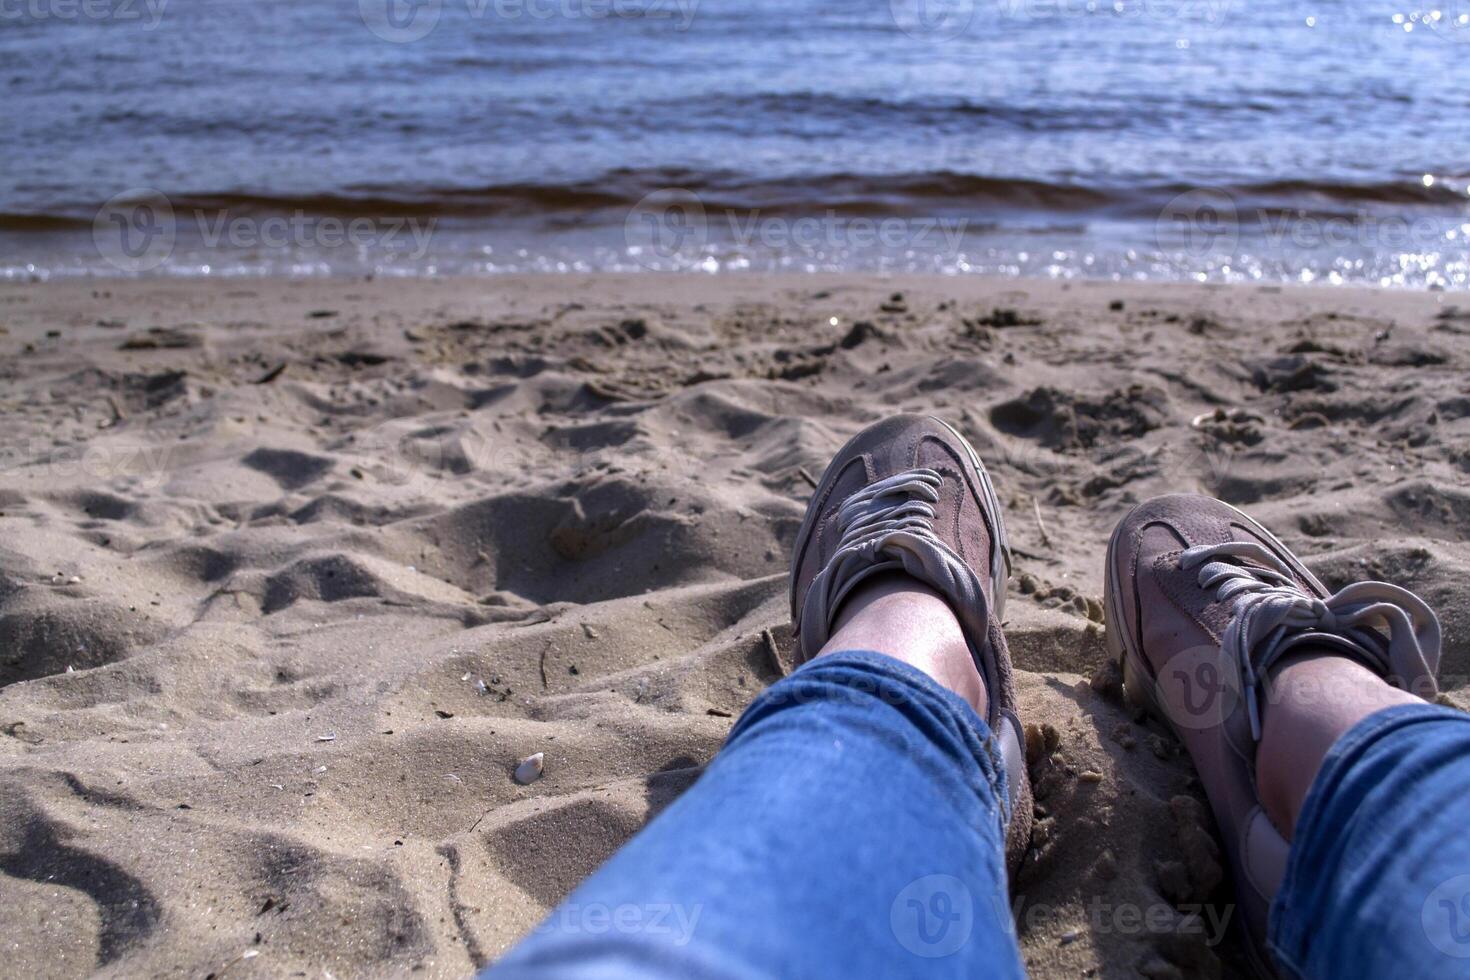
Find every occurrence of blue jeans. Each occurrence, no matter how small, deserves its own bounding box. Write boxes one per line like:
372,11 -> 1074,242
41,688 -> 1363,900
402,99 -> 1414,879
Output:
490,652 -> 1024,979
1271,702 -> 1470,978
490,653 -> 1470,979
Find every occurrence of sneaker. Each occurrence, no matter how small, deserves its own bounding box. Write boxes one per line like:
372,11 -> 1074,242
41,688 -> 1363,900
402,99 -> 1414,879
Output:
1104,493 -> 1441,974
789,414 -> 1032,875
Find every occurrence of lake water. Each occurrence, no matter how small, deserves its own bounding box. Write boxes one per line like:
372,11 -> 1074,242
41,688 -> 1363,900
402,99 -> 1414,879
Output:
3,0 -> 1469,285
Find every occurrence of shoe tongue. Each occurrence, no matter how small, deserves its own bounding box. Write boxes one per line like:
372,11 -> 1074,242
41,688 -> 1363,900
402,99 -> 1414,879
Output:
799,526 -> 992,668
1213,543 -> 1314,597
1157,567 -> 1233,639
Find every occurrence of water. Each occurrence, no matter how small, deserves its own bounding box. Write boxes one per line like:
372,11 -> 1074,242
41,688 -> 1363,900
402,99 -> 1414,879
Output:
3,0 -> 1469,285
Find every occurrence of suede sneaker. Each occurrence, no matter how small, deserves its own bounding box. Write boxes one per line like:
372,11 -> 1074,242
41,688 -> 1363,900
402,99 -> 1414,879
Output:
789,414 -> 1032,876
1105,493 -> 1441,975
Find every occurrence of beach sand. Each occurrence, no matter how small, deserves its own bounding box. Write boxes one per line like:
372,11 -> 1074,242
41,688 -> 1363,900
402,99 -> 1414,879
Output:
1,274 -> 1467,979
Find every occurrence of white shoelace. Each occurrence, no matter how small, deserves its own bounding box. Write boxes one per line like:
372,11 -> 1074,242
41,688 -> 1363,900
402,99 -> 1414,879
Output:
1180,541 -> 1442,742
799,468 -> 987,659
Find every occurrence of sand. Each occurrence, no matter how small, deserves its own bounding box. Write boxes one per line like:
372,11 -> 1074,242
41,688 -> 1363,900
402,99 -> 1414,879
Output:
1,273 -> 1467,979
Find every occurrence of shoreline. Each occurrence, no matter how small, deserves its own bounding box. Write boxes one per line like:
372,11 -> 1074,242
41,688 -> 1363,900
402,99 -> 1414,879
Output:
5,269 -> 1468,306
8,262 -> 1470,291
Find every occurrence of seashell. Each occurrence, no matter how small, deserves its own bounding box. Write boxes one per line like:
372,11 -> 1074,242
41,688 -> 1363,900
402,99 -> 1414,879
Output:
514,752 -> 544,785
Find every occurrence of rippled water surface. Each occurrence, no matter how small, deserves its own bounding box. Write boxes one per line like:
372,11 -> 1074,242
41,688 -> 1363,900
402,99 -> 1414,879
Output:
3,0 -> 1469,284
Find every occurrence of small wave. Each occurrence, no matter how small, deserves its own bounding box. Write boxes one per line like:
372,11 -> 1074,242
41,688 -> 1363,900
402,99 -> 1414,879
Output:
1232,177 -> 1469,208
3,171 -> 1464,234
0,213 -> 91,232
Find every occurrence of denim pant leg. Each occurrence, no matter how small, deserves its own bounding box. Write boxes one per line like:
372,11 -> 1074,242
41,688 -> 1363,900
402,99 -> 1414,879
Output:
1270,702 -> 1470,979
488,650 -> 1025,980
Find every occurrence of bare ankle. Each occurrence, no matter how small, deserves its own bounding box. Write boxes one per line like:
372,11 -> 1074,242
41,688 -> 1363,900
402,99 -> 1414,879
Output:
817,573 -> 989,716
1255,652 -> 1419,838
